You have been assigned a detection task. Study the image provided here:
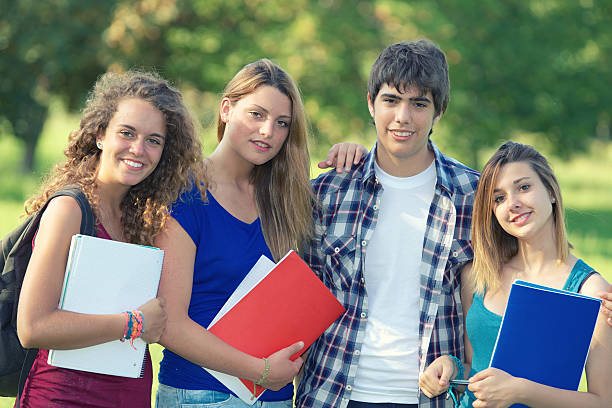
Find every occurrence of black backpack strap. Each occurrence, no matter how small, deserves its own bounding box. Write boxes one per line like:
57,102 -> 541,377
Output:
48,185 -> 96,236
15,185 -> 95,405
15,349 -> 37,408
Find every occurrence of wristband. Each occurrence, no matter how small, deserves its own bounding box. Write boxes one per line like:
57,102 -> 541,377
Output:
448,354 -> 464,380
252,357 -> 270,400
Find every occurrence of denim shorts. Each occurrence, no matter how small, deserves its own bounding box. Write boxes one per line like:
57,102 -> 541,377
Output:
155,384 -> 294,408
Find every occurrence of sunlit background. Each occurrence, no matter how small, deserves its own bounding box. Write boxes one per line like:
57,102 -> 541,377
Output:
1,1 -> 611,405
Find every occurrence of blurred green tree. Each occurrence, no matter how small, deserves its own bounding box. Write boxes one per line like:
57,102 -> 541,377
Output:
1,0 -> 610,170
0,0 -> 113,171
421,0 -> 612,165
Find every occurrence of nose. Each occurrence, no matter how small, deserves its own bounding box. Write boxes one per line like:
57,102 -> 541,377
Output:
129,138 -> 145,156
395,102 -> 411,123
259,119 -> 274,138
507,193 -> 521,209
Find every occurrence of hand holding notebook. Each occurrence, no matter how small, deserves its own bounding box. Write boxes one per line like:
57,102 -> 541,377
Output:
205,250 -> 345,404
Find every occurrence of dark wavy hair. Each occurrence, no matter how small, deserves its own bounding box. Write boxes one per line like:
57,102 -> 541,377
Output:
368,39 -> 450,118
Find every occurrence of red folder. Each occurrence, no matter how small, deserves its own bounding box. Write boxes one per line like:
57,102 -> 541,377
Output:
206,250 -> 345,403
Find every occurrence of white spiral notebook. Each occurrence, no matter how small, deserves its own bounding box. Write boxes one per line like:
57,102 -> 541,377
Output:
47,234 -> 164,378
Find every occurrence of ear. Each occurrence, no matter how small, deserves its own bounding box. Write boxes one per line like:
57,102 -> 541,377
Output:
366,92 -> 376,118
432,112 -> 442,127
220,98 -> 232,123
95,128 -> 105,146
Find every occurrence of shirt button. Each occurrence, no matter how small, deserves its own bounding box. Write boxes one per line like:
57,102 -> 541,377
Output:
334,247 -> 340,253
373,205 -> 379,210
360,312 -> 367,318
346,385 -> 352,391
360,277 -> 365,284
354,350 -> 360,356
361,240 -> 367,246
452,251 -> 459,257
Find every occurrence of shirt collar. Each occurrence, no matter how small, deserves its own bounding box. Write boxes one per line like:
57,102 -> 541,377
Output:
362,140 -> 455,196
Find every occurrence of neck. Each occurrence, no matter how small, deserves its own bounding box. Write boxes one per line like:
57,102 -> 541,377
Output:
95,180 -> 128,214
208,142 -> 254,187
375,145 -> 434,177
512,224 -> 563,277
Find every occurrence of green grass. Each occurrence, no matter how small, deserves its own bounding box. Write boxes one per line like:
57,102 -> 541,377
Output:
1,106 -> 610,405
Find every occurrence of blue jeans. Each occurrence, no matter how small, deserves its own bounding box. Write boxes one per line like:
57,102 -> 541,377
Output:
155,384 -> 294,408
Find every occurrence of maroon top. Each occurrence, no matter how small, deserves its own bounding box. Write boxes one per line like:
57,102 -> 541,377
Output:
18,223 -> 153,408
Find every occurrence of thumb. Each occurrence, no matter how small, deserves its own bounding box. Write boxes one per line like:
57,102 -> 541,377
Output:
439,370 -> 452,386
317,160 -> 332,169
284,341 -> 305,356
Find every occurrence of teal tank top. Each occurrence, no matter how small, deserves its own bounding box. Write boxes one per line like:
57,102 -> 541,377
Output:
459,259 -> 597,407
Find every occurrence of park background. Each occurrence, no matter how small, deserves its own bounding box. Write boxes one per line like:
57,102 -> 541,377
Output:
1,0 -> 611,406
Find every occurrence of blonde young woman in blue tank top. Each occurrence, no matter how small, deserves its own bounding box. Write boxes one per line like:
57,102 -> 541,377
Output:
419,141 -> 612,408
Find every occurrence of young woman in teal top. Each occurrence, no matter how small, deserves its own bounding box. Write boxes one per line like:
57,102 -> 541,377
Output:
419,141 -> 612,408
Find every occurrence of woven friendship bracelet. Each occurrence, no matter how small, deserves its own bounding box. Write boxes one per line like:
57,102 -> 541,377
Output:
120,310 -> 145,349
447,354 -> 465,408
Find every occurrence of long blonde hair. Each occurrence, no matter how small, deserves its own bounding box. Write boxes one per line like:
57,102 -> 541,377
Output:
26,70 -> 207,245
472,141 -> 570,293
216,59 -> 313,260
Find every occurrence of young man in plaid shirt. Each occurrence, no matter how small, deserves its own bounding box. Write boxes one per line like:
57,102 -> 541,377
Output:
296,39 -> 480,408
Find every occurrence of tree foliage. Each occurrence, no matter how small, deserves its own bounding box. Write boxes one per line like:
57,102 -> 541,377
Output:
1,0 -> 610,170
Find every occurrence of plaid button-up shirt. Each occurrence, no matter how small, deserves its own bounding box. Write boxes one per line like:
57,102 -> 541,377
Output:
296,141 -> 479,408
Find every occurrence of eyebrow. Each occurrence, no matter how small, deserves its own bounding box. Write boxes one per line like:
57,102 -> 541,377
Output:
493,177 -> 531,193
251,104 -> 291,120
120,124 -> 166,139
379,93 -> 432,104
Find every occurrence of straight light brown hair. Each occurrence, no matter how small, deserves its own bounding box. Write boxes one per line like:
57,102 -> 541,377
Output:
216,59 -> 313,261
472,141 -> 570,293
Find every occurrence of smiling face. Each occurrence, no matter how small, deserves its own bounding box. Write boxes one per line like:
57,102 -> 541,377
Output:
220,85 -> 292,167
96,98 -> 166,189
368,83 -> 440,177
492,161 -> 556,242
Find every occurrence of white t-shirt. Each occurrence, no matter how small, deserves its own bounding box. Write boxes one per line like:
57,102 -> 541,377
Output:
350,160 -> 436,404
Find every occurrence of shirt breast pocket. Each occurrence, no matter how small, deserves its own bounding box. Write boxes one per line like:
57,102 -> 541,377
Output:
320,234 -> 357,291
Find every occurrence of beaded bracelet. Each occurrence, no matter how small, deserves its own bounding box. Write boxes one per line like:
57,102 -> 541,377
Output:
447,354 -> 465,408
252,357 -> 270,400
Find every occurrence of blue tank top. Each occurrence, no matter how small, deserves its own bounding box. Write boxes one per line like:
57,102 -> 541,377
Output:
158,187 -> 293,401
459,259 -> 597,407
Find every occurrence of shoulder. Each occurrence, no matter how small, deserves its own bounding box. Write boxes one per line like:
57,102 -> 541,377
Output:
579,267 -> 609,297
460,262 -> 476,292
35,195 -> 83,243
171,184 -> 207,212
311,162 -> 367,200
41,195 -> 83,225
434,147 -> 480,196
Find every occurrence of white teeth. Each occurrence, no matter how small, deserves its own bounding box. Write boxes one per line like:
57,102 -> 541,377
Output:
514,213 -> 530,222
124,159 -> 143,168
254,141 -> 269,148
394,131 -> 412,137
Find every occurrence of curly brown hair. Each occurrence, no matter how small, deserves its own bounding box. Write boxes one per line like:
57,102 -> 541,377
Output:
25,70 -> 207,245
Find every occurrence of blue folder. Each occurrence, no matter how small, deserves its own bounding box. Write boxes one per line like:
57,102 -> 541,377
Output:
489,280 -> 601,408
